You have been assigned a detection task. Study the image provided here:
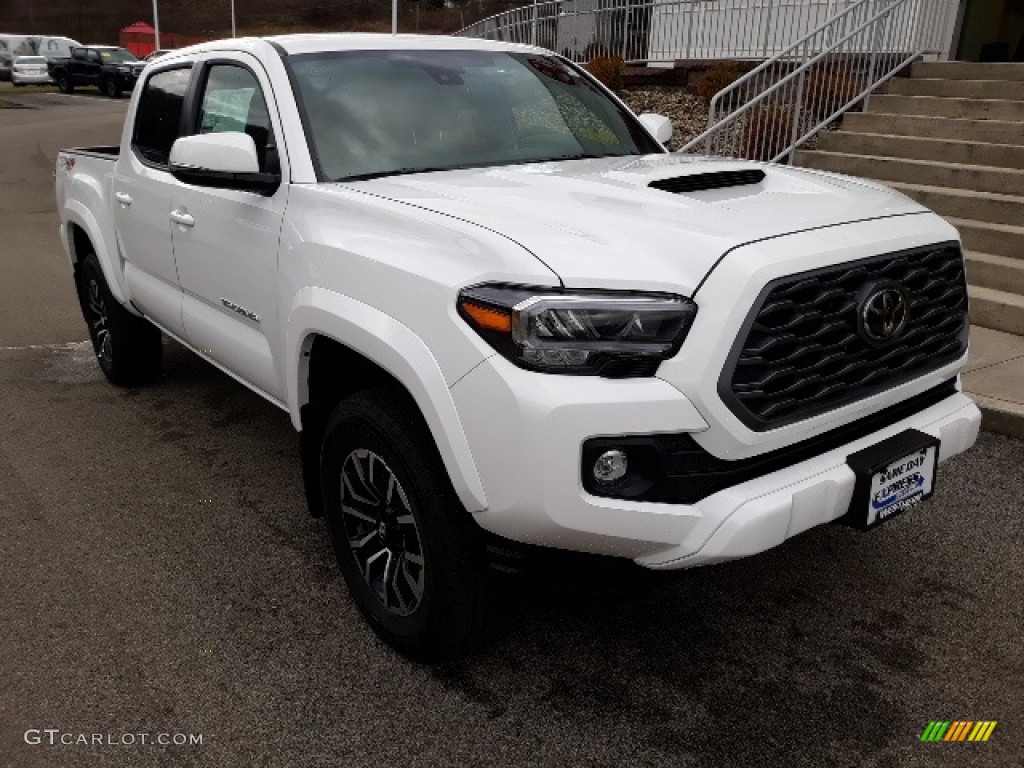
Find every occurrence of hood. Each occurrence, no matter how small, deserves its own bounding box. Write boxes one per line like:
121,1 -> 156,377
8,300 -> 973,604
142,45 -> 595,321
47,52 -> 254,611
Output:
344,154 -> 927,296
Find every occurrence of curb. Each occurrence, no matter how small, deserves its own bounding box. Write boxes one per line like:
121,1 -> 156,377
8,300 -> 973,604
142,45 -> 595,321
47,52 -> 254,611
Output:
968,394 -> 1024,439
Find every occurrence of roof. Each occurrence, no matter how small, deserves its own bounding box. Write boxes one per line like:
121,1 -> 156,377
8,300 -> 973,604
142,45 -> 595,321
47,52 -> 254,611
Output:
271,32 -> 545,56
165,32 -> 546,59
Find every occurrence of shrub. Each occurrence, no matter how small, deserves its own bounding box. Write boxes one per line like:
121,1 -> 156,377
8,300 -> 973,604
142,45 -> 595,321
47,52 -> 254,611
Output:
741,104 -> 794,162
587,56 -> 625,90
695,62 -> 741,107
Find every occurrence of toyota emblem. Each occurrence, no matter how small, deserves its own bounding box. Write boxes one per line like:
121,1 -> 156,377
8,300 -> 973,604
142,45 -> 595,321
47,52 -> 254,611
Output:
860,285 -> 909,344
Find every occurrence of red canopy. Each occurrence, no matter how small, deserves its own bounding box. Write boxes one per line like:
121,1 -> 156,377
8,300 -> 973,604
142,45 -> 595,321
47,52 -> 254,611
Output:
119,21 -> 209,57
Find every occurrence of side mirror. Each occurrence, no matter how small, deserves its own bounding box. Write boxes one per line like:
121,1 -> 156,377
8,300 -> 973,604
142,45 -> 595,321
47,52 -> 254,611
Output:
638,113 -> 673,145
169,132 -> 279,195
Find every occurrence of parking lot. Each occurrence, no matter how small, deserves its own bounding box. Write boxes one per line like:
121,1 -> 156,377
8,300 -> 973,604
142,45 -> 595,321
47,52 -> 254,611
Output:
1,84 -> 1022,767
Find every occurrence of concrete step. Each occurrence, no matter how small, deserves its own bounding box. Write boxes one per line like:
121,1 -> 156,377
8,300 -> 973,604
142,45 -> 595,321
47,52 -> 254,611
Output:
969,284 -> 1024,336
842,112 -> 1024,144
884,182 -> 1024,228
888,77 -> 1024,101
947,217 -> 1024,260
910,61 -> 1024,82
795,151 -> 1024,196
867,94 -> 1024,121
966,251 -> 1024,295
816,131 -> 1024,169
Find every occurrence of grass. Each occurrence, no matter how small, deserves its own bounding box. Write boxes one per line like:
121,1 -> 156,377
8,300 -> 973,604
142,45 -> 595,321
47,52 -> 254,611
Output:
4,84 -> 59,94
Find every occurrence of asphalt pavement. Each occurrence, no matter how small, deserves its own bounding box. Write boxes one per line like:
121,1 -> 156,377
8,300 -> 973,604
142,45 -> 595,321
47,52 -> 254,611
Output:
1,83 -> 1021,768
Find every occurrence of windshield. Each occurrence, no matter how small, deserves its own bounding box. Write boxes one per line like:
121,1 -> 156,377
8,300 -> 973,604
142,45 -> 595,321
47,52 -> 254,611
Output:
99,49 -> 138,64
288,50 -> 662,182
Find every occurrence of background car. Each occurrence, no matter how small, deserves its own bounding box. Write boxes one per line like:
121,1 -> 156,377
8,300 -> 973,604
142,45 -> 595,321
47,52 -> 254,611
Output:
11,55 -> 51,85
143,49 -> 172,62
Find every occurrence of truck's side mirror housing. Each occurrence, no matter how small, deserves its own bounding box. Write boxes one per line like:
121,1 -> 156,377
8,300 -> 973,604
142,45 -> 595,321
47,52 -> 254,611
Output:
638,113 -> 673,145
169,132 -> 280,196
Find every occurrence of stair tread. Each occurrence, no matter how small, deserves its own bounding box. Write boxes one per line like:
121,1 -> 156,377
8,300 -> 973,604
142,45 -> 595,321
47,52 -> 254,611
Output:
800,150 -> 1024,176
899,77 -> 1024,85
874,94 -> 1024,104
825,131 -> 1024,153
847,112 -> 1024,127
883,180 -> 1024,205
968,284 -> 1024,306
947,217 -> 1024,236
966,251 -> 1024,268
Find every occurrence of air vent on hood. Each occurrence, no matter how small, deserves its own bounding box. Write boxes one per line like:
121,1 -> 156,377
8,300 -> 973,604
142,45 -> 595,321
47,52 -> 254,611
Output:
648,169 -> 765,195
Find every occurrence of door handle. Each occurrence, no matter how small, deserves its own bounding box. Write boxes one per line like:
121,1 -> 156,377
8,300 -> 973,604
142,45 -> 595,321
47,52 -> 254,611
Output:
114,192 -> 133,207
169,209 -> 195,228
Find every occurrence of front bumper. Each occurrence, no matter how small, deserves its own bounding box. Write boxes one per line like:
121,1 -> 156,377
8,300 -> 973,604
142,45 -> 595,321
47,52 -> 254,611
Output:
451,355 -> 980,569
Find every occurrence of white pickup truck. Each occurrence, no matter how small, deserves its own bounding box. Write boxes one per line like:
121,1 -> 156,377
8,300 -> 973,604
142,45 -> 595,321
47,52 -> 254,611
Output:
56,33 -> 981,661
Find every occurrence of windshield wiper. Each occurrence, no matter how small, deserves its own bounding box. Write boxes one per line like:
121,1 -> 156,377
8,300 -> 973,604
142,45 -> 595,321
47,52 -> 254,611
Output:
337,153 -> 642,182
337,167 -> 449,182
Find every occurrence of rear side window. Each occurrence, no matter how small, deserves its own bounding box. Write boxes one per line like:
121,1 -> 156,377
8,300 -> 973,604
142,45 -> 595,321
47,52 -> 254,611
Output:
133,67 -> 192,167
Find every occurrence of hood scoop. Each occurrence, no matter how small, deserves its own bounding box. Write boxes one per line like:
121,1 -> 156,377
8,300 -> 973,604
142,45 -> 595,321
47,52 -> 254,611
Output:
648,168 -> 766,195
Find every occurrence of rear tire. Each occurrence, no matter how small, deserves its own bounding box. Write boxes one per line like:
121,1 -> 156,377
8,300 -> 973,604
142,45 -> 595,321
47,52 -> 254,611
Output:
320,389 -> 494,663
57,75 -> 73,94
76,252 -> 162,387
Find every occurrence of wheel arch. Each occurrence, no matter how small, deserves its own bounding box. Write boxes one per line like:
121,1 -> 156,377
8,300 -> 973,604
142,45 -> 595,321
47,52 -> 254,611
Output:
287,286 -> 488,513
63,202 -> 129,306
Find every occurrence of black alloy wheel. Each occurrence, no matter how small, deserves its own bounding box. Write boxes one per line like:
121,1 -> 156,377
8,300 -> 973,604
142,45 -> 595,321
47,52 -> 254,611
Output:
320,389 -> 494,662
339,448 -> 426,617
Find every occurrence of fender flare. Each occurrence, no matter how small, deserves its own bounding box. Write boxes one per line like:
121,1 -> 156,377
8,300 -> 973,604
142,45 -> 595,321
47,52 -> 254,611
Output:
63,198 -> 130,306
286,286 -> 488,513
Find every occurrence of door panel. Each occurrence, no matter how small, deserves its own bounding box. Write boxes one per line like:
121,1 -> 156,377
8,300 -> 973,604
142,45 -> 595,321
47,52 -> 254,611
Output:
113,65 -> 192,337
174,57 -> 287,400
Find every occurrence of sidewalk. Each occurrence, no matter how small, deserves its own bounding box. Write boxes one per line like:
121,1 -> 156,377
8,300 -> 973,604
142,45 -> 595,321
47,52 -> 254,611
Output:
964,326 -> 1024,439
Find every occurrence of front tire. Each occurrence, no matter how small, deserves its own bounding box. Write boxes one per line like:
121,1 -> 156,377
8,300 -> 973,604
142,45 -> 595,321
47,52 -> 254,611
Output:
102,77 -> 122,98
76,252 -> 162,386
320,389 -> 493,662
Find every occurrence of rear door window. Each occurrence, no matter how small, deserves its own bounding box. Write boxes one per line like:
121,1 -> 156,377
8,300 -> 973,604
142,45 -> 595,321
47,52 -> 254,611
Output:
133,67 -> 193,167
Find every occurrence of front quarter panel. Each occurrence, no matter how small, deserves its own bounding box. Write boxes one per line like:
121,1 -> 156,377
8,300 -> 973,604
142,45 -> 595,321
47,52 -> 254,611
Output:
279,183 -> 561,512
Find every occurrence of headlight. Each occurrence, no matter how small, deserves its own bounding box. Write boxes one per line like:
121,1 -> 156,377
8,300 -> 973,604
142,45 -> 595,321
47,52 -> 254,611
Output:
117,65 -> 131,73
457,284 -> 697,377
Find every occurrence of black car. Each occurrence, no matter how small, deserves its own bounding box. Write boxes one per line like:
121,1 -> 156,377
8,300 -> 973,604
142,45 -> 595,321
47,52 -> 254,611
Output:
48,46 -> 143,97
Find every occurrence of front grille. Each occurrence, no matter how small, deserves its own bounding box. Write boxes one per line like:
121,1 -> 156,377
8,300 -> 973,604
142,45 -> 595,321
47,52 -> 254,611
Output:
648,169 -> 765,194
720,242 -> 968,430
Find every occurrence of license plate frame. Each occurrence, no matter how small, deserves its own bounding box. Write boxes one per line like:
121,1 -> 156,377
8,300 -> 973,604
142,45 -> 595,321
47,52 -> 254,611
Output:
844,429 -> 940,531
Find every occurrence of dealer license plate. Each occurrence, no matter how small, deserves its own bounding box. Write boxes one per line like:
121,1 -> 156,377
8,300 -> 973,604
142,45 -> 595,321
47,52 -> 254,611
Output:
845,429 -> 940,531
865,445 -> 937,526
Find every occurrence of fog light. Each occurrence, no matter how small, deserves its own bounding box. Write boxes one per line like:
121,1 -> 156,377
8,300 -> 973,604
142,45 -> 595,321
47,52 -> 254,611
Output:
593,450 -> 628,484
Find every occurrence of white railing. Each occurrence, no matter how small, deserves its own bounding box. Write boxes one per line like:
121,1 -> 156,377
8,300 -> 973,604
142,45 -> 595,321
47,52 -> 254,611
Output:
457,0 -> 955,65
681,0 -> 957,162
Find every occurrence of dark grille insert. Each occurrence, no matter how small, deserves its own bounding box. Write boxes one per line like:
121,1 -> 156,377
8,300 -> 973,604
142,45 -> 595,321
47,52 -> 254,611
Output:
582,379 -> 958,505
720,243 -> 968,430
649,169 -> 765,194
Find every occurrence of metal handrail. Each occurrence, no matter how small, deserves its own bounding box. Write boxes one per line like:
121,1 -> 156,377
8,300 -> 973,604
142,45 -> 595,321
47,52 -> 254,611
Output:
681,0 -> 957,162
457,1 -> 918,65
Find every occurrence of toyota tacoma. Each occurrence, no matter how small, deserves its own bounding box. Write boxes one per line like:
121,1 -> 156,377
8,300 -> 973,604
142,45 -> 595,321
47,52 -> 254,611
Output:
55,34 -> 981,661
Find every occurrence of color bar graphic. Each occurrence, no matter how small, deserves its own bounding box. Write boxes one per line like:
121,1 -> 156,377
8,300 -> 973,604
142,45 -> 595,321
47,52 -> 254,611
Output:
921,721 -> 997,742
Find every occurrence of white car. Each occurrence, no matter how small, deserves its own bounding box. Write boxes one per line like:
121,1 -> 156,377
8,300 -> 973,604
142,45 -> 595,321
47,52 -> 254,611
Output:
55,34 -> 980,661
11,55 -> 51,85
